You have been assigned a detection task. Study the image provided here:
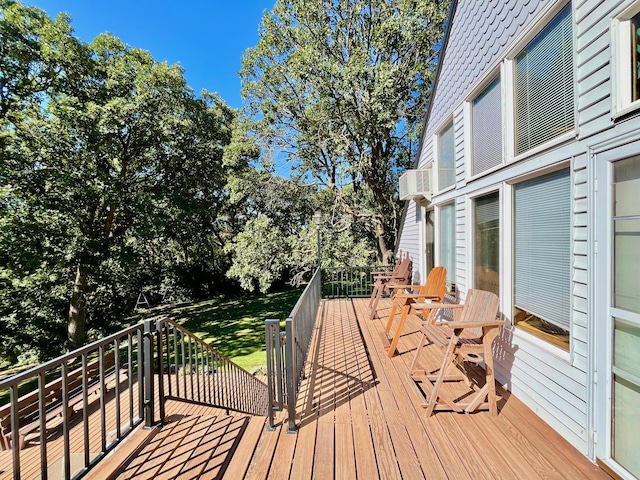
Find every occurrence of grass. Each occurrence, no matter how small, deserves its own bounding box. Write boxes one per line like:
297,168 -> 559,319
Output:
0,288 -> 302,405
143,287 -> 303,371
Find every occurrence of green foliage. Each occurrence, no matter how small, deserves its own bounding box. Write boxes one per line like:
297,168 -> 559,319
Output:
0,2 -> 237,360
138,288 -> 303,371
241,0 -> 449,263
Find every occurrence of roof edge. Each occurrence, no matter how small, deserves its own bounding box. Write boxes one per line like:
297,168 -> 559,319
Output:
395,0 -> 459,256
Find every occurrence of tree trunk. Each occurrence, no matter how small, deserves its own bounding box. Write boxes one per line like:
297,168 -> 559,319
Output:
68,263 -> 88,350
374,213 -> 393,265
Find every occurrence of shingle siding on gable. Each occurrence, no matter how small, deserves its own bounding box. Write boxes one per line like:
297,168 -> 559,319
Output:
427,0 -> 548,136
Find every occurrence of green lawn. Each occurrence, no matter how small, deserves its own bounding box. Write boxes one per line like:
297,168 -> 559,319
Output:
147,287 -> 302,371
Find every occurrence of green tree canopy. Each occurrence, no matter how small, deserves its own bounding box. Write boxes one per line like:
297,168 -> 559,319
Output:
241,0 -> 449,264
1,2 -> 236,358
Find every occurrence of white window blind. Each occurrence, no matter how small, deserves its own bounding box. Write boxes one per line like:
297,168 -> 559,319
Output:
514,169 -> 571,330
439,203 -> 455,287
472,76 -> 502,175
438,121 -> 455,189
515,3 -> 574,155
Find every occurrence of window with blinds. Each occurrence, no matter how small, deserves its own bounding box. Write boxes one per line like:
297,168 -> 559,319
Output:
514,3 -> 574,155
472,76 -> 502,176
514,169 -> 571,334
439,203 -> 455,287
438,121 -> 455,189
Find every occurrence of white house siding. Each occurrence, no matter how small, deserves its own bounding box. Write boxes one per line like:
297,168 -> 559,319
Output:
394,0 -> 640,457
396,201 -> 422,283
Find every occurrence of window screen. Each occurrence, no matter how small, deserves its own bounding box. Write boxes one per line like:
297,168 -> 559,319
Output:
515,4 -> 574,154
514,169 -> 571,330
438,121 -> 455,189
472,76 -> 502,175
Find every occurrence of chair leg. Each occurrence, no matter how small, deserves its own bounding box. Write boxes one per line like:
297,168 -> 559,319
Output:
384,300 -> 400,334
409,332 -> 428,373
484,330 -> 500,416
387,304 -> 411,358
368,282 -> 380,310
425,332 -> 460,417
369,285 -> 384,320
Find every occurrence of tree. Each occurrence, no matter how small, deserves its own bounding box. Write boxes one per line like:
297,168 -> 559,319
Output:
1,4 -> 235,355
240,0 -> 449,264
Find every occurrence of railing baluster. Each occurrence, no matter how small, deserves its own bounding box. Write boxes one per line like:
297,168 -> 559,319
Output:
99,345 -> 107,451
138,328 -> 144,421
128,333 -> 134,434
115,339 -> 121,441
39,371 -> 47,480
82,353 -> 90,469
62,361 -> 71,480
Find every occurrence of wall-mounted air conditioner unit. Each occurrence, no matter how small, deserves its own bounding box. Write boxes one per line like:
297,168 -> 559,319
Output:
399,167 -> 433,202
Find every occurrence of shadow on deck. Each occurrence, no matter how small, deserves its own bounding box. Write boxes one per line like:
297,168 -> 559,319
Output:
2,298 -> 612,479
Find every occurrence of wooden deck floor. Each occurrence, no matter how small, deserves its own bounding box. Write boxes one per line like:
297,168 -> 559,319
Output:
2,298 -> 611,479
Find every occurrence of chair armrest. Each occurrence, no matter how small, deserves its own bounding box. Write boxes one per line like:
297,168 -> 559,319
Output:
387,284 -> 423,290
371,270 -> 395,277
394,293 -> 442,301
411,302 -> 463,311
446,320 -> 505,329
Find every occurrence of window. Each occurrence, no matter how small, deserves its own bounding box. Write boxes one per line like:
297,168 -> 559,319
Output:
513,169 -> 571,348
611,156 -> 640,477
614,4 -> 640,114
471,76 -> 503,176
613,156 -> 640,313
425,210 -> 435,274
439,203 -> 455,288
438,121 -> 455,189
473,192 -> 499,296
633,12 -> 640,102
514,3 -> 574,155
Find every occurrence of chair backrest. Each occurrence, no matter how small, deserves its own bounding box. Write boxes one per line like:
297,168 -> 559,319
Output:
395,253 -> 412,282
460,289 -> 500,337
418,266 -> 447,298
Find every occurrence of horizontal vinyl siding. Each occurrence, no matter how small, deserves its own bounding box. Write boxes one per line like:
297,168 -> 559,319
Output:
575,0 -> 628,139
396,201 -> 423,284
494,332 -> 589,450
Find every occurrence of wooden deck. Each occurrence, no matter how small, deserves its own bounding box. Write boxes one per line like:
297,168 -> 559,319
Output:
2,298 -> 611,479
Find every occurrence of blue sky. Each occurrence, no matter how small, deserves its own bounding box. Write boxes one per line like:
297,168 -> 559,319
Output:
26,0 -> 275,109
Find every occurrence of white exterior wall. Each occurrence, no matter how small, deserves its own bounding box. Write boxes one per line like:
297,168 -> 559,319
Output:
397,0 -> 640,461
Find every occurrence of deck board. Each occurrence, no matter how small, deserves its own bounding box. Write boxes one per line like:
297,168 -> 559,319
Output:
0,298 -> 612,480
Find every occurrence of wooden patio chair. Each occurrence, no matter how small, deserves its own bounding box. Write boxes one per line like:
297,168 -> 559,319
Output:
381,266 -> 447,358
367,253 -> 412,320
408,289 -> 504,417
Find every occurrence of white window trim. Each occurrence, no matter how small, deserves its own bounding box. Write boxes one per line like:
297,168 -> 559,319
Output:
434,118 -> 455,192
612,2 -> 640,118
464,68 -> 506,183
503,0 -> 578,163
465,184 -> 503,303
434,201 -> 456,288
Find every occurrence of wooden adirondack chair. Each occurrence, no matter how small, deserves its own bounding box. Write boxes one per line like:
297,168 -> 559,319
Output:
367,253 -> 412,320
381,266 -> 447,358
408,289 -> 504,417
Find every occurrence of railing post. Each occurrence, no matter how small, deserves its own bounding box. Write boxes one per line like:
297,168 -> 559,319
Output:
156,319 -> 166,423
285,316 -> 297,433
144,319 -> 155,428
265,319 -> 280,431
